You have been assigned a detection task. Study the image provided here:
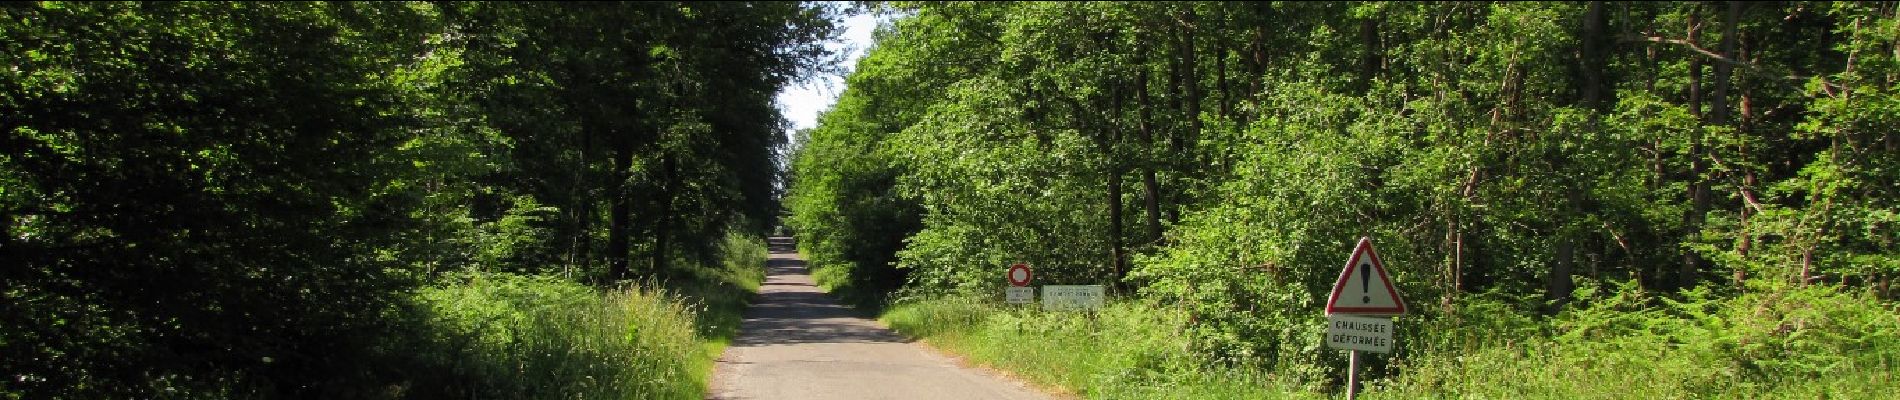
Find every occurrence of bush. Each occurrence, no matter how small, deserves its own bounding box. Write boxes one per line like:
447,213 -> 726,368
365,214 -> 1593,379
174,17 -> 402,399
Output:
883,296 -> 1319,399
1373,284 -> 1900,399
880,282 -> 1900,400
392,273 -> 703,400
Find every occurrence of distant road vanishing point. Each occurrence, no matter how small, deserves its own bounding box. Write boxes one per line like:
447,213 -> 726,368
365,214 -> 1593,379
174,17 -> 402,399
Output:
707,237 -> 1051,400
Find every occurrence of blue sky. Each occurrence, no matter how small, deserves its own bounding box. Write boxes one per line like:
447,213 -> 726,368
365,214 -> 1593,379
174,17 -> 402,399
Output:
774,10 -> 882,138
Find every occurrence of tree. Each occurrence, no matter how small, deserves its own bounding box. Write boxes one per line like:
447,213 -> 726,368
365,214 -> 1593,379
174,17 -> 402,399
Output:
2,1 -> 840,396
790,1 -> 1898,384
3,2 -> 444,396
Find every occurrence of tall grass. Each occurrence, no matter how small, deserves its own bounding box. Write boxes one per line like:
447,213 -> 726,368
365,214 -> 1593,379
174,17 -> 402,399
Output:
393,274 -> 701,399
669,231 -> 769,364
884,285 -> 1899,400
883,298 -> 1320,400
381,232 -> 769,399
1369,286 -> 1900,399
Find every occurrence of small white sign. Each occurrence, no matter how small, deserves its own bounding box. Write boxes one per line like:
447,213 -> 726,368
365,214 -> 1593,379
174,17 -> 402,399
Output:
1041,285 -> 1104,311
1325,314 -> 1394,353
1005,286 -> 1035,304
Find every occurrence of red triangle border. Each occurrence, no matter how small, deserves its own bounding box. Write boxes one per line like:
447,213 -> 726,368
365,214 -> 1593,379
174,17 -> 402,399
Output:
1325,237 -> 1407,315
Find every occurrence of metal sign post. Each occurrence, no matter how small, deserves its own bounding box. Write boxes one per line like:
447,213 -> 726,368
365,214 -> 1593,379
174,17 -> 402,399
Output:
1347,350 -> 1361,400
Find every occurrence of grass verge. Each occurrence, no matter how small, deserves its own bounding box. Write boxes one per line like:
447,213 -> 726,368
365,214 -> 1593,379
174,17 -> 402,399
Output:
384,232 -> 768,399
396,274 -> 701,399
882,286 -> 1899,400
882,297 -> 1320,400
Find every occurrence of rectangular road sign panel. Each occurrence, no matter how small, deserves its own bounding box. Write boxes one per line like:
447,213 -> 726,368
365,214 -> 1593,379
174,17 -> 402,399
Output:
1326,314 -> 1394,353
1005,286 -> 1035,304
1041,285 -> 1103,311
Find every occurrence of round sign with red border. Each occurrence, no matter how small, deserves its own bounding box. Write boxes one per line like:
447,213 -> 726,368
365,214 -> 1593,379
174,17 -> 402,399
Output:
1007,263 -> 1032,287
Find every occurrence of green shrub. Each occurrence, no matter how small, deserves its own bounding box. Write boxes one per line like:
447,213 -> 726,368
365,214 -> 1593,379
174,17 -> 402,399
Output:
717,231 -> 769,292
375,233 -> 767,399
394,273 -> 702,399
884,297 -> 1319,399
1372,284 -> 1900,399
662,231 -> 769,346
881,283 -> 1899,400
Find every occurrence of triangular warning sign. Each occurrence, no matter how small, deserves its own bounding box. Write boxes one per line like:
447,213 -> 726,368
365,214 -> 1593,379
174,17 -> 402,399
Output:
1326,237 -> 1407,316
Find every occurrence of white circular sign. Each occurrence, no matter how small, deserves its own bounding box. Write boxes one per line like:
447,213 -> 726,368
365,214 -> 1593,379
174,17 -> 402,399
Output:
1007,263 -> 1032,286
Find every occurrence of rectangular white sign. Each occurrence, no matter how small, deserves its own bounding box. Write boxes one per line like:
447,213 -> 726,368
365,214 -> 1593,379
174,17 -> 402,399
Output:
1041,285 -> 1104,311
1005,286 -> 1035,304
1326,314 -> 1394,353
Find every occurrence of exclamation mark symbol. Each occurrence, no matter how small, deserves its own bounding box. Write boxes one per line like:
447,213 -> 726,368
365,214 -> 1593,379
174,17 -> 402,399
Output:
1360,263 -> 1372,304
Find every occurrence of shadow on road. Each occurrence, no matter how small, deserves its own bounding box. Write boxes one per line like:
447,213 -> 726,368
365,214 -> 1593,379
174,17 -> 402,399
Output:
729,237 -> 910,347
767,236 -> 797,253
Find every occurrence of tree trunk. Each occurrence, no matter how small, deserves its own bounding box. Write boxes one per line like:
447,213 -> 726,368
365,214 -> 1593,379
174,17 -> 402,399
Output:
652,153 -> 676,274
1548,1 -> 1609,310
1549,231 -> 1577,309
1140,168 -> 1163,244
1453,217 -> 1464,304
1100,78 -> 1129,290
1359,15 -> 1381,94
1647,43 -> 1664,198
1444,214 -> 1461,310
1249,2 -> 1269,119
1713,2 -> 1742,289
572,116 -> 595,279
1,122 -> 13,251
1167,22 -> 1184,116
1181,8 -> 1203,165
1579,1 -> 1611,113
1137,62 -> 1165,244
607,134 -> 634,282
1108,160 -> 1126,287
1215,7 -> 1232,118
1711,1 -> 1737,137
1736,21 -> 1756,289
1165,15 -> 1187,225
1681,7 -> 1708,289
1682,2 -> 1738,289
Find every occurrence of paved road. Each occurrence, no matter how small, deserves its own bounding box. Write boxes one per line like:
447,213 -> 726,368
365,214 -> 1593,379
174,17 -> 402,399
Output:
708,237 -> 1050,400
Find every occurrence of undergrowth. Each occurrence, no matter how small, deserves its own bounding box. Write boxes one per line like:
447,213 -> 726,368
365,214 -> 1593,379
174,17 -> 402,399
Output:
379,232 -> 767,400
883,283 -> 1899,399
394,274 -> 701,399
884,297 -> 1320,400
1373,284 -> 1899,399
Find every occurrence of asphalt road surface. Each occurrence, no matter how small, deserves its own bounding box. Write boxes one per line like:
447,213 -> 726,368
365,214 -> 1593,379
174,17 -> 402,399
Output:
708,237 -> 1050,400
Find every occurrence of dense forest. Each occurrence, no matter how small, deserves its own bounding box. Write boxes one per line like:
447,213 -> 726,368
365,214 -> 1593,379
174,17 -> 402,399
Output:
3,1 -> 836,398
5,0 -> 1897,398
790,1 -> 1898,397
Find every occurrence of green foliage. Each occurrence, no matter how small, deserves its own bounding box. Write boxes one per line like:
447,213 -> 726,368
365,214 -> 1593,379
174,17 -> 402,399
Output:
892,75 -> 1119,294
1377,284 -> 1900,399
793,1 -> 1900,398
2,1 -> 832,397
667,231 -> 770,345
379,235 -> 764,400
445,1 -> 838,280
717,230 -> 770,290
398,273 -> 702,399
884,297 -> 1321,399
3,2 -> 448,396
885,284 -> 1899,399
469,196 -> 561,274
783,10 -> 942,306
